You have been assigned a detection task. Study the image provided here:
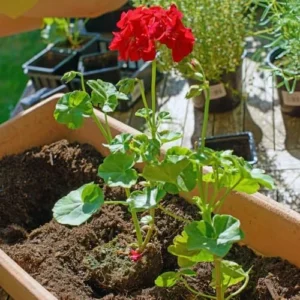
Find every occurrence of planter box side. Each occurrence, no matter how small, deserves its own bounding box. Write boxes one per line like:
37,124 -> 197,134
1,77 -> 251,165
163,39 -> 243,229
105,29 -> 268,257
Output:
0,94 -> 68,158
0,250 -> 57,300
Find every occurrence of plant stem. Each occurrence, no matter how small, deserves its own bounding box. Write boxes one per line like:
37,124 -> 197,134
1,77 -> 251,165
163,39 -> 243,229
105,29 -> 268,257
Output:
104,113 -> 113,143
140,208 -> 155,252
125,188 -> 143,249
158,204 -> 190,223
78,73 -> 86,92
151,59 -> 157,139
200,87 -> 211,151
91,112 -> 110,144
104,200 -> 128,206
214,256 -> 224,300
225,273 -> 249,300
137,78 -> 153,129
181,278 -> 217,299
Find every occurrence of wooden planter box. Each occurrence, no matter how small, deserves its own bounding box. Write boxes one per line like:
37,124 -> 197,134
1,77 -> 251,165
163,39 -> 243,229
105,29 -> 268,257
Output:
0,95 -> 300,300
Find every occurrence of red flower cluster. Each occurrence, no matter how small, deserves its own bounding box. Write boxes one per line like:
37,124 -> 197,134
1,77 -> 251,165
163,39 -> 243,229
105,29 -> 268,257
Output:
109,5 -> 195,62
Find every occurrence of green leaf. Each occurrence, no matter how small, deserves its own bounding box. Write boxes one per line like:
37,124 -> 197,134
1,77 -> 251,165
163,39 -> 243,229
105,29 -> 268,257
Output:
52,183 -> 104,226
129,134 -> 160,162
116,78 -> 136,94
88,79 -> 128,112
127,187 -> 166,211
135,108 -> 153,119
166,146 -> 193,163
155,272 -> 180,288
158,130 -> 182,144
211,260 -> 248,289
104,133 -> 133,153
186,84 -> 202,99
157,111 -> 171,121
186,215 -> 244,257
168,231 -> 214,268
180,269 -> 197,276
54,91 -> 93,129
98,153 -> 138,188
61,71 -> 78,83
140,215 -> 153,225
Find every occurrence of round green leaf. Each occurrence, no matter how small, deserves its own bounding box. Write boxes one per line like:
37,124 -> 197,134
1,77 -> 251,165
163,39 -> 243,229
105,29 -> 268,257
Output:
52,183 -> 104,226
155,272 -> 180,288
98,153 -> 138,188
54,91 -> 93,129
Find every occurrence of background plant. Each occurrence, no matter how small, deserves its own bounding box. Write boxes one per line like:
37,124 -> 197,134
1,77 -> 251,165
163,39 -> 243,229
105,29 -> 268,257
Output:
41,18 -> 88,48
132,0 -> 253,82
254,0 -> 300,92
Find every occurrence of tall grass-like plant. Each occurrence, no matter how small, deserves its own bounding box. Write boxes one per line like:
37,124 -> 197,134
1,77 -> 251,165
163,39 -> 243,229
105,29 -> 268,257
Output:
255,0 -> 300,92
132,0 -> 253,82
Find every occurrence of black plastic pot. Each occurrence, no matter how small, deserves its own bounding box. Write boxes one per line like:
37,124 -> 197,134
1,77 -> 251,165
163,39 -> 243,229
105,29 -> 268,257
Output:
53,33 -> 100,57
68,51 -> 121,91
22,48 -> 77,90
202,132 -> 257,165
85,3 -> 131,33
267,48 -> 300,117
189,64 -> 243,113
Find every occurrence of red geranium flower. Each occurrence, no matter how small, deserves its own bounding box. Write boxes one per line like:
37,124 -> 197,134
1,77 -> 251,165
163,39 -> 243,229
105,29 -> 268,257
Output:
109,5 -> 195,63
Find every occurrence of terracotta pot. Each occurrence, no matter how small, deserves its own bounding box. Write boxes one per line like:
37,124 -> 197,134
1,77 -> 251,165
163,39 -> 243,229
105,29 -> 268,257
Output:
0,95 -> 300,299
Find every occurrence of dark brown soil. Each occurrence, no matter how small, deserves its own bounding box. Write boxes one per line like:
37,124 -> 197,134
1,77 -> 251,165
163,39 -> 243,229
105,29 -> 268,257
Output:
1,140 -> 300,300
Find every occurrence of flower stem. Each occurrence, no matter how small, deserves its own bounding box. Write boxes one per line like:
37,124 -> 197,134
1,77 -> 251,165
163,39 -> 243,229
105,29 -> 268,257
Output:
125,188 -> 143,249
78,73 -> 86,92
200,87 -> 211,151
137,78 -> 153,129
225,273 -> 249,300
104,200 -> 128,206
91,112 -> 110,144
151,59 -> 157,139
104,113 -> 113,143
214,256 -> 224,300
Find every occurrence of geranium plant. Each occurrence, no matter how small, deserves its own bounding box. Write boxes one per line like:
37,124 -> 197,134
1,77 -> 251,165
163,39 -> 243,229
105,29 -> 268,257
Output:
51,4 -> 274,299
52,4 -> 195,257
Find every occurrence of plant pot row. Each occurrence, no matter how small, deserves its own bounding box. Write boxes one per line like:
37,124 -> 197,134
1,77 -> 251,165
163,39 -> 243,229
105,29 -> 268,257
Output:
0,95 -> 299,299
22,31 -> 162,111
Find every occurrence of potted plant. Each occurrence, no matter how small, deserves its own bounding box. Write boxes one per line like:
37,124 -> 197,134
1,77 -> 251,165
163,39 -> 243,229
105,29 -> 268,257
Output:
23,18 -> 99,91
1,5 -> 300,300
133,0 -> 253,113
261,0 -> 300,117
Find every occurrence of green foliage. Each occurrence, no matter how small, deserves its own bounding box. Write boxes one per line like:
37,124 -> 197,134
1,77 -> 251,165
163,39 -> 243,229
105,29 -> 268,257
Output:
61,71 -> 78,83
54,91 -> 93,129
53,183 -> 104,226
255,0 -> 300,91
211,260 -> 249,289
155,272 -> 180,287
98,152 -> 138,188
88,79 -> 128,113
41,18 -> 85,48
127,187 -> 166,211
185,215 -> 244,257
104,133 -> 133,153
117,78 -> 137,94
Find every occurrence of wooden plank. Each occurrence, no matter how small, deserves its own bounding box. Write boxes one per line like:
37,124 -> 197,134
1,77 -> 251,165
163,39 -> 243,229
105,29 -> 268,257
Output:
243,58 -> 275,149
157,74 -> 189,148
274,107 -> 300,151
213,102 -> 244,136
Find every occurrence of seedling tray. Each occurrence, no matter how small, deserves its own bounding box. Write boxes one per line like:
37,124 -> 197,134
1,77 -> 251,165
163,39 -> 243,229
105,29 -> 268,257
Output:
203,132 -> 257,164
